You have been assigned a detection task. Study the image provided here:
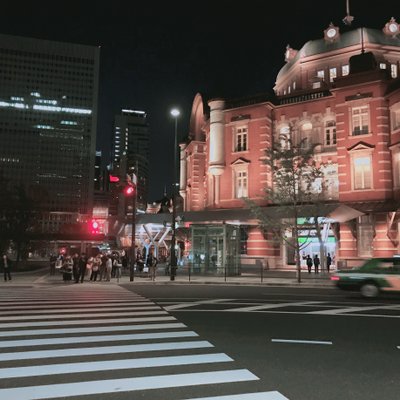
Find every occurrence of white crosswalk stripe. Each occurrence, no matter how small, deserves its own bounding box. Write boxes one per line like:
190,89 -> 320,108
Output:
0,285 -> 289,399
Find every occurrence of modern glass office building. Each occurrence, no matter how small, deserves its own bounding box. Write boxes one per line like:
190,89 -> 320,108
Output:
0,33 -> 99,222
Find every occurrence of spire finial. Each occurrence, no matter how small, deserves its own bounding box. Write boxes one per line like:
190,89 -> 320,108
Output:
342,0 -> 354,26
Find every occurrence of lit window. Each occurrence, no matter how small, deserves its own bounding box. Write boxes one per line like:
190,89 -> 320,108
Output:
317,70 -> 325,79
392,107 -> 400,130
279,125 -> 290,149
235,170 -> 248,198
353,156 -> 372,189
325,120 -> 336,146
393,152 -> 400,187
351,105 -> 369,136
329,67 -> 337,82
293,81 -> 296,90
312,82 -> 321,89
234,126 -> 248,152
380,63 -> 387,70
391,64 -> 398,78
342,65 -> 349,76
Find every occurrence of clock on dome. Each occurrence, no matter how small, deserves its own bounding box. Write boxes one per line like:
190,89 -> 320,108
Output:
324,23 -> 339,42
383,17 -> 399,37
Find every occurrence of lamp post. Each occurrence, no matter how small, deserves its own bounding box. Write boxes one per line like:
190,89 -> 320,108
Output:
170,108 -> 180,281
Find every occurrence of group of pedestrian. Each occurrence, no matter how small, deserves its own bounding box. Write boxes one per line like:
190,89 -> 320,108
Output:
305,253 -> 332,273
50,252 -> 129,283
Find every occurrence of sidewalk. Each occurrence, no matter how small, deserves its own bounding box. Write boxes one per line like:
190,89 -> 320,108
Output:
3,267 -> 335,288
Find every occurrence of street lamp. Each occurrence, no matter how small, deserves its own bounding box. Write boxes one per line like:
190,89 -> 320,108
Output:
170,108 -> 180,281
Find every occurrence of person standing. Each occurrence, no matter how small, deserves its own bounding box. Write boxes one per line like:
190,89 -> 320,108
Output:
2,254 -> 12,281
306,255 -> 313,274
313,254 -> 320,274
326,253 -> 332,273
77,253 -> 87,283
105,255 -> 112,281
147,251 -> 157,281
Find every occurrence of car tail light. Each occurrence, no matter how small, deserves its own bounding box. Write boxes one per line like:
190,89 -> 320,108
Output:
331,275 -> 340,281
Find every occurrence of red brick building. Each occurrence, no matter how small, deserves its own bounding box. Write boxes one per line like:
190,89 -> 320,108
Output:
179,22 -> 400,269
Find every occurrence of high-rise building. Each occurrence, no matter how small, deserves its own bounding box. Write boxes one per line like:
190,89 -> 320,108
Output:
0,33 -> 99,230
112,109 -> 150,211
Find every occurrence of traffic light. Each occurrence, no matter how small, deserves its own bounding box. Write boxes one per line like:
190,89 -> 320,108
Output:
124,184 -> 135,196
89,219 -> 100,234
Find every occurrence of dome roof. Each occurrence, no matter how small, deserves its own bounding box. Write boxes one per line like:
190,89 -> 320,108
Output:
276,28 -> 400,81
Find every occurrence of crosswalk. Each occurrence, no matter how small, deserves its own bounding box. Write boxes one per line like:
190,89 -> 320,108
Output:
0,285 -> 289,400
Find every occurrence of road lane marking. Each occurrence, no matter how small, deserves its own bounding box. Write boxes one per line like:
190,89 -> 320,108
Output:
0,330 -> 198,348
0,340 -> 214,361
308,305 -> 399,315
0,304 -> 161,315
226,301 -> 322,312
0,353 -> 233,379
183,391 -> 289,400
0,369 -> 258,400
271,339 -> 332,345
0,310 -> 168,322
0,316 -> 176,329
0,322 -> 187,337
0,299 -> 152,308
164,299 -> 235,311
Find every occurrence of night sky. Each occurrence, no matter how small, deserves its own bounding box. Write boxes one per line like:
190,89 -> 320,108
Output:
0,1 -> 398,201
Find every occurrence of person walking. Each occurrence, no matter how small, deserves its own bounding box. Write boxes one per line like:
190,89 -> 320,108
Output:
326,253 -> 332,273
2,254 -> 12,281
306,255 -> 313,274
313,254 -> 320,274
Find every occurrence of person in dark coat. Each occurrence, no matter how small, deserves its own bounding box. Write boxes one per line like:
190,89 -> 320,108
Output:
326,253 -> 332,273
306,255 -> 313,274
2,254 -> 12,281
76,253 -> 87,283
313,254 -> 320,274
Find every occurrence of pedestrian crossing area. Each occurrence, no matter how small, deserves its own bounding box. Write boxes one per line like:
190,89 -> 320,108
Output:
0,285 -> 289,400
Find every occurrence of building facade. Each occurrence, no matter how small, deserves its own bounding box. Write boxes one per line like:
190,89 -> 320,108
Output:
179,22 -> 400,269
112,109 -> 150,212
0,33 -> 99,231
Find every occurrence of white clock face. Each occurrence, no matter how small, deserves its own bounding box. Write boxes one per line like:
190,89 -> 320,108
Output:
389,23 -> 398,33
327,28 -> 337,38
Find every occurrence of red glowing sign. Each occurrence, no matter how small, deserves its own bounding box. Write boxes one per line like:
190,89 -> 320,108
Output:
109,175 -> 120,183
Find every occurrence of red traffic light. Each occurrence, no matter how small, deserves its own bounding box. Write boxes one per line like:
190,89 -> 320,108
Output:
124,185 -> 135,196
89,219 -> 100,234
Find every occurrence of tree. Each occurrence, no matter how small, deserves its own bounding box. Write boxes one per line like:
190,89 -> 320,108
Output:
247,135 -> 324,282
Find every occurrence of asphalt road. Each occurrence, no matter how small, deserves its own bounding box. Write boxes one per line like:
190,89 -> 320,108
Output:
122,284 -> 400,400
0,283 -> 399,400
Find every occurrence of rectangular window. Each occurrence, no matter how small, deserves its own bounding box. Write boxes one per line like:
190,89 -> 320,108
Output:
325,121 -> 336,145
391,64 -> 398,79
352,105 -> 369,136
342,65 -> 349,76
317,70 -> 325,80
357,215 -> 373,257
235,127 -> 248,152
393,153 -> 400,188
329,67 -> 337,82
235,170 -> 248,198
380,63 -> 387,70
353,156 -> 372,190
392,109 -> 400,131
